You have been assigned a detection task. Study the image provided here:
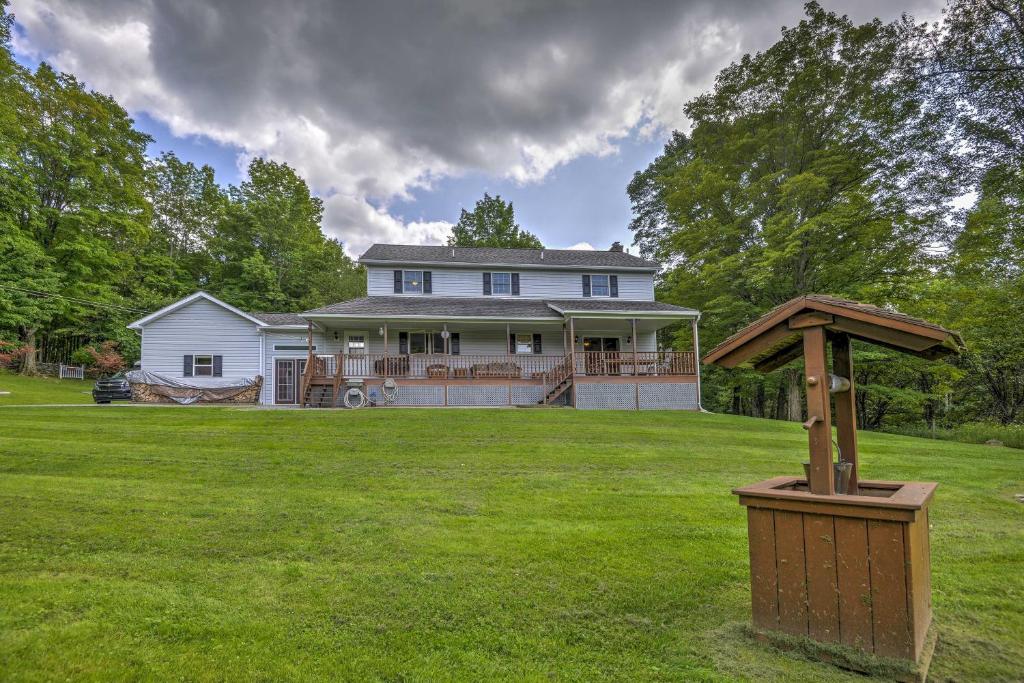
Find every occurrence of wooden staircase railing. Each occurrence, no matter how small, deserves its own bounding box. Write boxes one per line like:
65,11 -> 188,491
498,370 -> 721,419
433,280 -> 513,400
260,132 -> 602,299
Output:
540,353 -> 574,404
299,350 -> 315,407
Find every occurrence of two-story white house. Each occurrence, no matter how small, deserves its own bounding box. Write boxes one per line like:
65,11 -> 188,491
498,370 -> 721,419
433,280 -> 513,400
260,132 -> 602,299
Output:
128,243 -> 702,409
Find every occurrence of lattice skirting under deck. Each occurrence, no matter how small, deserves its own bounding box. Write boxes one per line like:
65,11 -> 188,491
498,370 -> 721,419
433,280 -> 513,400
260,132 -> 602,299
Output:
575,382 -> 698,410
367,384 -> 445,406
510,385 -> 544,405
446,385 -> 509,406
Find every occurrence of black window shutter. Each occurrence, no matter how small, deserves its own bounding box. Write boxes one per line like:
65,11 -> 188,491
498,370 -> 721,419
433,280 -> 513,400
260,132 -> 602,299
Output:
399,332 -> 408,354
509,333 -> 516,354
483,272 -> 491,295
393,270 -> 403,293
212,355 -> 223,377
532,333 -> 542,354
610,275 -> 619,298
183,355 -> 193,377
511,273 -> 520,295
450,333 -> 460,355
582,274 -> 591,297
423,271 -> 432,294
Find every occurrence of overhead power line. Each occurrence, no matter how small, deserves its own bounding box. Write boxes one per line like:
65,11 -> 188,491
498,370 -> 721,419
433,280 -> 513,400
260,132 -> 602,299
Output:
0,284 -> 148,313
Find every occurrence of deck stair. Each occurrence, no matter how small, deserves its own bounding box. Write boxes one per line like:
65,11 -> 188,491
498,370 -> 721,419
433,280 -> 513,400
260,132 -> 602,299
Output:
542,377 -> 573,405
540,354 -> 574,405
302,383 -> 335,408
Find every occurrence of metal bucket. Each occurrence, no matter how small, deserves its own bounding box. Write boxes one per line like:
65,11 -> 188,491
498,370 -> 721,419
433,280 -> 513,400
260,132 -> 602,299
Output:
802,461 -> 853,494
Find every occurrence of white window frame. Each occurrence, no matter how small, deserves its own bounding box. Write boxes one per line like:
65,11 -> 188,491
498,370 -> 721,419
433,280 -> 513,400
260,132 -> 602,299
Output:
346,333 -> 367,355
491,272 -> 512,295
192,354 -> 214,376
515,333 -> 534,354
403,270 -> 424,294
589,273 -> 611,297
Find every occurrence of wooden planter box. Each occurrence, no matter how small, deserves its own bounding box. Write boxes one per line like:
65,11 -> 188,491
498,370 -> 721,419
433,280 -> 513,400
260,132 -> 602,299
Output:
734,477 -> 935,667
426,364 -> 449,378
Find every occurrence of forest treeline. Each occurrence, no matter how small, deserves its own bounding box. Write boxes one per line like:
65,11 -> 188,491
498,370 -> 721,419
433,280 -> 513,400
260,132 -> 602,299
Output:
629,1 -> 1024,432
0,2 -> 365,369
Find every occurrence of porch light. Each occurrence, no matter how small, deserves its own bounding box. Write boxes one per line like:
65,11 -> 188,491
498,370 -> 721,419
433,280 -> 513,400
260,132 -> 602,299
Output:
378,327 -> 385,336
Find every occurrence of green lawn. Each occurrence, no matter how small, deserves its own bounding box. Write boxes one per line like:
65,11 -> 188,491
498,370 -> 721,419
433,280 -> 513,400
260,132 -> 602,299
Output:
0,407 -> 1020,681
0,369 -> 93,405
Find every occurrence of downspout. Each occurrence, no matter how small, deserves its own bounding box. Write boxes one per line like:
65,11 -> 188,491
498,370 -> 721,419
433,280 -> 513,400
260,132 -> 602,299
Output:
692,316 -> 704,412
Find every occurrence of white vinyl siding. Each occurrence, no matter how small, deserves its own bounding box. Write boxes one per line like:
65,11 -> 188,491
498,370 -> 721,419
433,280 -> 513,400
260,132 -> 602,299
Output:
139,298 -> 261,385
367,267 -> 654,300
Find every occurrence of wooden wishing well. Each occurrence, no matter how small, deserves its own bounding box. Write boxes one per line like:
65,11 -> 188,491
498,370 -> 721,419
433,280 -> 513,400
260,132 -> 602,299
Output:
703,296 -> 964,677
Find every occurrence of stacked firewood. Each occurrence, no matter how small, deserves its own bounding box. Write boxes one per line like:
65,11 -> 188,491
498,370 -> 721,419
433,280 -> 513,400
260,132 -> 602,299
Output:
129,376 -> 263,404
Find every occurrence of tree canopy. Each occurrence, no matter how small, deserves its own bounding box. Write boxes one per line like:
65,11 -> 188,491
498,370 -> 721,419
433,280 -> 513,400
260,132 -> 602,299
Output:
630,1 -> 1024,429
447,194 -> 543,249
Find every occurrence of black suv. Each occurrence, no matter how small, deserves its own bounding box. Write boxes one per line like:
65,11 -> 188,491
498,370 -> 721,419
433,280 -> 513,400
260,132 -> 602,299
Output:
93,373 -> 132,404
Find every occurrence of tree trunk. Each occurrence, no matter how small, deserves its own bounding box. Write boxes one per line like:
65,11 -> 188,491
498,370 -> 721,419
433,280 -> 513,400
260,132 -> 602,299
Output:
752,381 -> 766,418
19,327 -> 38,375
785,368 -> 802,421
774,377 -> 788,420
731,385 -> 742,414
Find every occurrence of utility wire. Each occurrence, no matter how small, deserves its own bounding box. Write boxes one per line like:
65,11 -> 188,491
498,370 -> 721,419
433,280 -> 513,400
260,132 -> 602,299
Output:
0,284 -> 148,313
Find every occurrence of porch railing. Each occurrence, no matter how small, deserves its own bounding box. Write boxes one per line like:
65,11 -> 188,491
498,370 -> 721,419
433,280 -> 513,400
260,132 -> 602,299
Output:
322,353 -> 567,380
307,351 -> 697,380
573,351 -> 696,376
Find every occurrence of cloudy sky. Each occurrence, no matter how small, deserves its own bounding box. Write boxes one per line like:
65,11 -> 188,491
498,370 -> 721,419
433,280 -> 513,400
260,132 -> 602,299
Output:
9,0 -> 943,256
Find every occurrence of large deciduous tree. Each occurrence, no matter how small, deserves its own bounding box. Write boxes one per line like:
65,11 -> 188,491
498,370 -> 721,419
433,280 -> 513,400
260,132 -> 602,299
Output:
928,1 -> 1024,425
448,193 -> 543,249
210,158 -> 364,311
629,2 -> 947,418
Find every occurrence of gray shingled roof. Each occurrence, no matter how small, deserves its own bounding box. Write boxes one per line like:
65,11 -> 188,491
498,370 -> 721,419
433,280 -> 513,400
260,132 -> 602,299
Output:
546,299 -> 699,315
360,244 -> 659,270
303,296 -> 696,319
251,312 -> 307,326
304,296 -> 561,319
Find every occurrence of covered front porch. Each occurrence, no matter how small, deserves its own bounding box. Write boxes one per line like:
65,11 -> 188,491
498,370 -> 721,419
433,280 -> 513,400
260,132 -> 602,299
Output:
295,303 -> 700,408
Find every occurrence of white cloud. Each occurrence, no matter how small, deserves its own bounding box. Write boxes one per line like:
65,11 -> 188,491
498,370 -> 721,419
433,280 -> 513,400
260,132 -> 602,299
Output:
563,242 -> 596,251
9,0 -> 944,255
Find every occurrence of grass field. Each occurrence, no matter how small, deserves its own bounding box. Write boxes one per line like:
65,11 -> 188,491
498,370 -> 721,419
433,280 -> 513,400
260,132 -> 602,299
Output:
0,406 -> 1020,681
0,369 -> 92,405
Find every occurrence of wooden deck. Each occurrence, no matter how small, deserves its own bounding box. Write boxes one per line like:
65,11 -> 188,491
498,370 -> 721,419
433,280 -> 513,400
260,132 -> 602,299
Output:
299,351 -> 697,407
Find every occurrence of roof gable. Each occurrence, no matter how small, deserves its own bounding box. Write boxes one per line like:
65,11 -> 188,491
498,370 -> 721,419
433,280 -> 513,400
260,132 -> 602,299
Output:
128,292 -> 268,330
703,295 -> 964,371
360,244 -> 659,270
